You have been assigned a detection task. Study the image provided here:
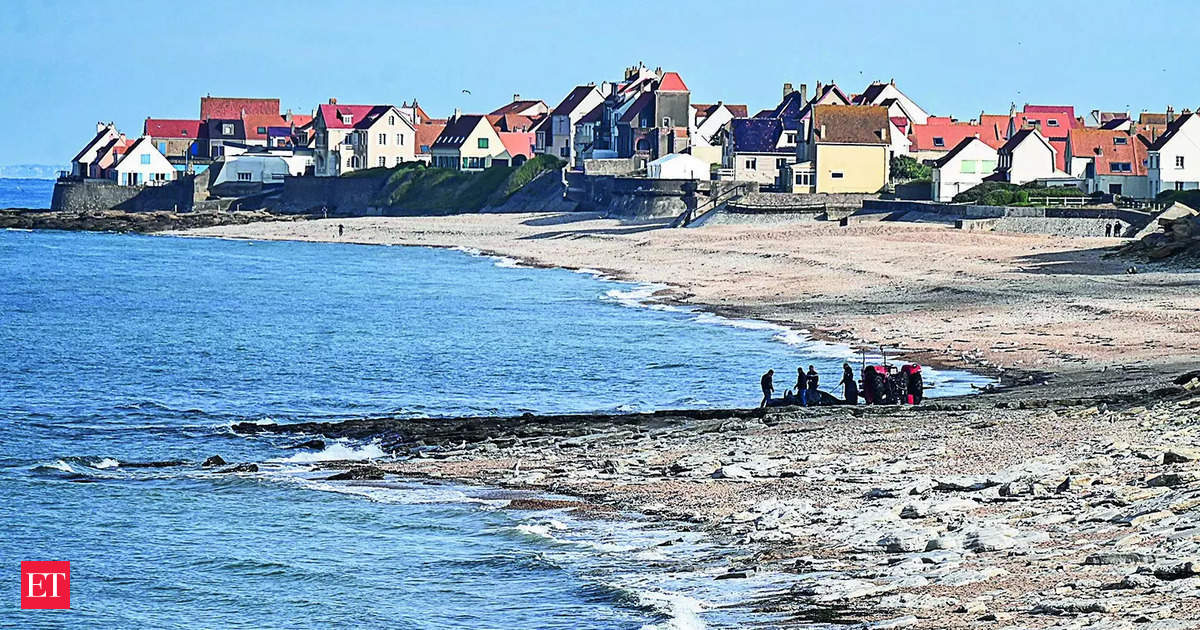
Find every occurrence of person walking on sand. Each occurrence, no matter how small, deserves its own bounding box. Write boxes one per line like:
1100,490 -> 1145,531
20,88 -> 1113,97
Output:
760,369 -> 774,408
839,363 -> 858,405
806,365 -> 820,407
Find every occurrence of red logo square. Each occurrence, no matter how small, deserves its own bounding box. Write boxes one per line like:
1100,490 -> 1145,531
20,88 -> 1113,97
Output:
21,561 -> 70,609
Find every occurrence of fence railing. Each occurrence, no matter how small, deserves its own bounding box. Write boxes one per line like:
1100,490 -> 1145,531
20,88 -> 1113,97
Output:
1027,196 -> 1087,207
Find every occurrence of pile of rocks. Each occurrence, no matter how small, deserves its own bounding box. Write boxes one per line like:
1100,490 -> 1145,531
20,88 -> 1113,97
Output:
1120,215 -> 1200,261
0,208 -> 304,233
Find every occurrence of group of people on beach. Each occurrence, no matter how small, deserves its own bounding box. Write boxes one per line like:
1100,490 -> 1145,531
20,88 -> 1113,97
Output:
760,363 -> 858,408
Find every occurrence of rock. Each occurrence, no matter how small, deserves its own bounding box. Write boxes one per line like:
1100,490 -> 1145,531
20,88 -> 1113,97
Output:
1163,448 -> 1200,464
288,439 -> 326,450
714,570 -> 752,580
1032,599 -> 1115,615
326,465 -> 386,481
879,529 -> 935,553
934,476 -> 996,492
1153,560 -> 1200,581
202,455 -> 227,467
1147,472 -> 1198,488
1085,552 -> 1156,566
964,526 -> 1017,552
1113,573 -> 1158,589
711,465 -> 752,480
215,463 -> 258,474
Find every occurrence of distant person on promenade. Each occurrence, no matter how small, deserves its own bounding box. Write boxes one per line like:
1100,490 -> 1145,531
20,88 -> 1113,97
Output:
807,365 -> 820,406
839,363 -> 858,405
338,224 -> 344,237
760,369 -> 774,408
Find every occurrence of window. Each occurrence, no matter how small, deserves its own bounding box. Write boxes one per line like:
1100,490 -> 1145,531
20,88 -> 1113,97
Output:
960,159 -> 977,174
181,130 -> 188,137
388,116 -> 395,125
341,114 -> 353,125
831,171 -> 844,178
477,137 -> 489,149
237,172 -> 252,182
462,157 -> 469,169
1110,162 -> 1132,173
396,133 -> 404,145
1113,136 -> 1128,145
1177,156 -> 1185,169
662,117 -> 671,127
932,137 -> 945,147
560,147 -> 569,157
786,132 -> 796,144
1047,119 -> 1059,127
1177,182 -> 1186,191
378,157 -> 386,167
794,171 -> 811,186
980,159 -> 997,172
420,145 -> 430,153
776,158 -> 787,169
379,133 -> 387,145
158,142 -> 167,153
745,158 -> 757,170
348,156 -> 359,168
257,127 -> 267,134
222,124 -> 234,136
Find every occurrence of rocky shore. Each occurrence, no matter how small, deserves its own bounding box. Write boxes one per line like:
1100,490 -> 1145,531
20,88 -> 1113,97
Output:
233,365 -> 1200,628
0,208 -> 305,233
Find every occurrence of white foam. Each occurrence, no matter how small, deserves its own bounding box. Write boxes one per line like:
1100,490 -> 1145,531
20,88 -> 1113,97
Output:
270,441 -> 386,463
492,256 -> 525,269
638,591 -> 708,630
45,460 -> 76,473
94,458 -> 120,469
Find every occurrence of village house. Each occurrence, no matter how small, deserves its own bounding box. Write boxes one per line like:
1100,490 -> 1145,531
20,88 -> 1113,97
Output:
201,119 -> 246,158
574,64 -> 675,169
1148,112 -> 1200,196
909,115 -> 1007,161
723,118 -> 794,186
111,136 -> 176,186
690,102 -> 747,167
143,119 -> 202,161
790,104 -> 891,194
312,101 -> 416,176
88,135 -> 134,180
429,114 -> 509,171
70,122 -> 123,178
540,84 -> 605,163
1067,127 -> 1150,198
850,79 -> 930,126
987,128 -> 1066,185
1008,104 -> 1080,173
930,137 -> 999,201
615,71 -> 692,170
489,95 -> 548,118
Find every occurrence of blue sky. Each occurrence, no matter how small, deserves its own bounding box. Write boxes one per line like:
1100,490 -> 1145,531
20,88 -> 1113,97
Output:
2,0 -> 1198,166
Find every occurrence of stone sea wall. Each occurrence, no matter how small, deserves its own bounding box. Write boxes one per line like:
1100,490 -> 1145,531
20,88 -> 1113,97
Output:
272,175 -> 391,215
51,177 -> 196,213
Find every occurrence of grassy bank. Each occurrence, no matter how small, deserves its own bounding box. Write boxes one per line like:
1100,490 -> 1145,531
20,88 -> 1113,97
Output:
359,155 -> 565,213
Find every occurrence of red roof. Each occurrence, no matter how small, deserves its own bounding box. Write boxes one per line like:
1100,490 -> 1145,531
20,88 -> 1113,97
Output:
910,117 -> 1006,152
498,132 -> 535,160
486,113 -> 537,132
200,97 -> 279,120
144,118 -> 202,139
657,72 -> 688,92
317,104 -> 397,130
242,114 -> 290,140
414,122 -> 446,154
1068,128 -> 1147,176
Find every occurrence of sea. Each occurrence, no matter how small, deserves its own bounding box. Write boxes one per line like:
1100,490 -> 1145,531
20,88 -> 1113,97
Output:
1,178 -> 991,628
0,176 -> 55,209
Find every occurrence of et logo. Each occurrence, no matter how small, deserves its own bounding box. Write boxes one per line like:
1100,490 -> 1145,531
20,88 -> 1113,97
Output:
21,561 -> 70,610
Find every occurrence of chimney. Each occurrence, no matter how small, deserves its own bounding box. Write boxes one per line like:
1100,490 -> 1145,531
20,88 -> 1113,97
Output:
1168,106 -> 1175,123
97,121 -> 107,133
453,107 -> 462,120
513,93 -> 520,102
783,82 -> 793,99
329,98 -> 337,105
799,84 -> 808,104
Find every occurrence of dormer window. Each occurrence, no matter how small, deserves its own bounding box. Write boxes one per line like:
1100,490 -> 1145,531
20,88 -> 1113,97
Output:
341,114 -> 353,125
1028,119 -> 1040,125
1047,119 -> 1059,127
1113,136 -> 1127,145
221,124 -> 234,136
932,137 -> 945,147
181,130 -> 189,137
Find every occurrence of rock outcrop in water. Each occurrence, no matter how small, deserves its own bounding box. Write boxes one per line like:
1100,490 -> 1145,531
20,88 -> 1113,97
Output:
0,209 -> 304,233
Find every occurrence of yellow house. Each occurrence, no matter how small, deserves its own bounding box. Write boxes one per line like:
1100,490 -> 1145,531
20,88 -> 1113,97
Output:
791,105 -> 891,193
429,114 -> 508,171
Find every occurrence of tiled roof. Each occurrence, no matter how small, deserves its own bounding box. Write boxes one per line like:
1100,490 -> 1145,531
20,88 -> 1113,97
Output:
498,132 -> 535,159
486,113 -> 538,132
1148,113 -> 1193,151
657,72 -> 688,92
317,104 -> 397,130
811,105 -> 889,145
550,85 -> 600,116
693,103 -> 750,124
414,122 -> 445,155
931,137 -> 989,168
1068,127 -> 1147,176
729,118 -> 789,154
490,100 -> 546,116
144,119 -> 202,139
200,97 -> 279,120
242,114 -> 290,140
432,115 -> 487,148
910,117 -> 1006,152
1140,112 -> 1168,125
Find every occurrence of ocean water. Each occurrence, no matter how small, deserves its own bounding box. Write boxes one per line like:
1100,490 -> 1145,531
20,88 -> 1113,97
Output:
1,230 -> 990,628
0,176 -> 55,209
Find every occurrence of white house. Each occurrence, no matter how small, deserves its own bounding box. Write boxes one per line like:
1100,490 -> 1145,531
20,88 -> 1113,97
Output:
313,102 -> 416,176
851,80 -> 930,125
71,122 -> 122,178
647,152 -> 709,180
111,137 -> 175,186
1067,127 -> 1150,198
991,128 -> 1064,185
541,85 -> 604,163
1148,113 -> 1200,197
930,137 -> 998,202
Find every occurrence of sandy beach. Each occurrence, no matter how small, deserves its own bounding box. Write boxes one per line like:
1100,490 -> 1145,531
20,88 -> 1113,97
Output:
181,213 -> 1200,380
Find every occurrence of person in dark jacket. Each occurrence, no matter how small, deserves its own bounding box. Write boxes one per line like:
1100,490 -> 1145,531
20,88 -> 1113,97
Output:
839,363 -> 858,405
760,369 -> 774,408
806,365 -> 820,406
794,367 -> 807,406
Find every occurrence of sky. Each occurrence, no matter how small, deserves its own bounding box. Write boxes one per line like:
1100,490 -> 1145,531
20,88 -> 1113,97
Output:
2,0 -> 1198,166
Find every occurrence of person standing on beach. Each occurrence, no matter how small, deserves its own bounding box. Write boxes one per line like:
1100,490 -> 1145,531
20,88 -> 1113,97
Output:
795,367 -> 808,406
760,369 -> 774,408
338,224 -> 344,237
807,365 -> 820,406
839,363 -> 858,405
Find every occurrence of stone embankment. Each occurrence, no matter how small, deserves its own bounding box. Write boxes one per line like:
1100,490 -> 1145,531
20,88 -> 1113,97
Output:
0,208 -> 304,233
1120,215 -> 1200,262
234,369 -> 1200,628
